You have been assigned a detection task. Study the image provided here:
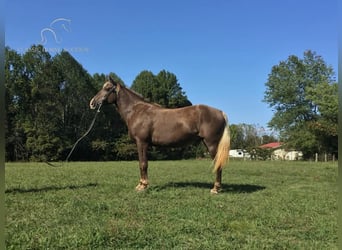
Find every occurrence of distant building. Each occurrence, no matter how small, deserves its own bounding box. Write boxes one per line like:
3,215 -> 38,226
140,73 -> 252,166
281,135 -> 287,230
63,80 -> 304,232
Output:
259,142 -> 283,149
229,149 -> 250,159
259,142 -> 303,160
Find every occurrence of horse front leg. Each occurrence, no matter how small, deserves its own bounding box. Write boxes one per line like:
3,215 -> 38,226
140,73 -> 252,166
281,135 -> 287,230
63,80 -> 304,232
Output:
135,140 -> 149,191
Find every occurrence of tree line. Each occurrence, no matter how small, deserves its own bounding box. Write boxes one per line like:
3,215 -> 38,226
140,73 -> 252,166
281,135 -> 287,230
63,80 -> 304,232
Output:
5,45 -> 337,161
4,45 -> 201,161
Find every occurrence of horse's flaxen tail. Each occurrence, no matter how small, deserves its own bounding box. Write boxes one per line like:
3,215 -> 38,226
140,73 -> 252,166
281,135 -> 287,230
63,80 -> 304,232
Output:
213,112 -> 230,172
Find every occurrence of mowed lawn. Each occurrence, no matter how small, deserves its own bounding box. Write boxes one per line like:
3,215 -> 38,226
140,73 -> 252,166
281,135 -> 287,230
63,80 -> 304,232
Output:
5,160 -> 337,249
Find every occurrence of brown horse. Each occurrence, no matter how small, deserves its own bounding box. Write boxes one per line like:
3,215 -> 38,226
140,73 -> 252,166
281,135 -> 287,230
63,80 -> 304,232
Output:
90,77 -> 230,194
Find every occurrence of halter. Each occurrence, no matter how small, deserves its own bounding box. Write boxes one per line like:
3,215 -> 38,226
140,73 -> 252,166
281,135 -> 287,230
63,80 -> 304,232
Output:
100,84 -> 117,106
106,85 -> 117,97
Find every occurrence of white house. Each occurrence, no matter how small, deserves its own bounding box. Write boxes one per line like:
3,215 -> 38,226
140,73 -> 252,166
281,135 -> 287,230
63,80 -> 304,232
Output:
285,150 -> 303,160
229,149 -> 250,159
260,142 -> 303,161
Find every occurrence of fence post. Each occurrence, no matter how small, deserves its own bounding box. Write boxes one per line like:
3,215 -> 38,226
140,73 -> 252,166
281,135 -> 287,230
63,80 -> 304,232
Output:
315,153 -> 318,162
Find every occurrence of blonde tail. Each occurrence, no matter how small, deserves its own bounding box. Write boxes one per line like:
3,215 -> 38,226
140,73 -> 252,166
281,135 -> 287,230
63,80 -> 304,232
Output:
213,113 -> 230,172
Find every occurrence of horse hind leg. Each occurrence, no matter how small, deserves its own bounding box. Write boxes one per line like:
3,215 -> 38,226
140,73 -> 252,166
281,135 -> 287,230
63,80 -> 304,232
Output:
211,168 -> 222,194
210,144 -> 223,194
202,139 -> 222,194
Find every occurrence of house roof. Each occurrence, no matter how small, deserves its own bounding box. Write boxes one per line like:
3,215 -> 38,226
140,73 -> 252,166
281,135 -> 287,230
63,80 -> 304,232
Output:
259,142 -> 283,149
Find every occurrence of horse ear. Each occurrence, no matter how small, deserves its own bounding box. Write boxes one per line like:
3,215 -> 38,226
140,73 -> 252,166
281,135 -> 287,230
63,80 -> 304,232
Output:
108,75 -> 121,92
109,75 -> 116,85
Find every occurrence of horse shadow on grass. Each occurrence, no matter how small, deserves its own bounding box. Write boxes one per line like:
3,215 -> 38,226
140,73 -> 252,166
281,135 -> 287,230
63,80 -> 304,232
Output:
5,183 -> 98,194
152,182 -> 265,194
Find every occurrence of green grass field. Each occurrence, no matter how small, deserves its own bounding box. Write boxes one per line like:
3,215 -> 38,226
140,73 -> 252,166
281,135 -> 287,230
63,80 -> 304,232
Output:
5,160 -> 337,249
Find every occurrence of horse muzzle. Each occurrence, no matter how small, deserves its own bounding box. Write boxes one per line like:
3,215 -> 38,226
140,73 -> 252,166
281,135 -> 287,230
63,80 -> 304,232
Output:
89,98 -> 100,109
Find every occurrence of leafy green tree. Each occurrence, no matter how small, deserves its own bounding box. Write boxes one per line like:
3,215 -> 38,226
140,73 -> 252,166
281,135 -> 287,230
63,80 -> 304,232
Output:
306,82 -> 338,154
5,45 -> 102,161
113,134 -> 138,160
130,70 -> 159,102
155,70 -> 192,107
35,50 -> 95,161
93,72 -> 124,89
230,124 -> 262,149
229,124 -> 244,149
5,45 -> 66,161
5,47 -> 28,160
264,50 -> 337,157
261,134 -> 278,145
131,70 -> 191,107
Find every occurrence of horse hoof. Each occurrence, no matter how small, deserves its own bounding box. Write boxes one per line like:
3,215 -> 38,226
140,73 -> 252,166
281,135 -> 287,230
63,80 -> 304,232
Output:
210,188 -> 220,194
135,184 -> 148,192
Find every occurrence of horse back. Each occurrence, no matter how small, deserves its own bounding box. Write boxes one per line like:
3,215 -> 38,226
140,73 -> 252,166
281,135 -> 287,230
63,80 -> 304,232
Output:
127,103 -> 226,146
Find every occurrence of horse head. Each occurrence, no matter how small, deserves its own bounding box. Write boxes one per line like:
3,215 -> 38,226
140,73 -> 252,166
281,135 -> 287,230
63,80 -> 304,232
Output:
89,76 -> 119,109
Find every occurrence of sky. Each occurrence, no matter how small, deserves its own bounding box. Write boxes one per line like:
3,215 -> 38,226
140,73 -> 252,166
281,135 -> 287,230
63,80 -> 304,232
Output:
5,0 -> 338,134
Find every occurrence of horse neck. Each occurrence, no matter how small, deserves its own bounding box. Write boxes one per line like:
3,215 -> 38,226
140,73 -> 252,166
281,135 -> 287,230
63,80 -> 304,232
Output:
115,87 -> 145,123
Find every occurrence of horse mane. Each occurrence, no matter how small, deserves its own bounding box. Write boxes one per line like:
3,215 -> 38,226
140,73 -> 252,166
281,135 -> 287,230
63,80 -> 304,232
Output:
124,84 -> 162,107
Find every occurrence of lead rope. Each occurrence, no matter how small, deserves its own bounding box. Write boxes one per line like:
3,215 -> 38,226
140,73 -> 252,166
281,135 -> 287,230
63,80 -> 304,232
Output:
44,102 -> 103,167
65,102 -> 103,162
45,85 -> 116,167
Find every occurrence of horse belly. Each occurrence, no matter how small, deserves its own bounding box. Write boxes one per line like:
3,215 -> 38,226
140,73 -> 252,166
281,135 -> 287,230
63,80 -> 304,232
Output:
151,121 -> 199,146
